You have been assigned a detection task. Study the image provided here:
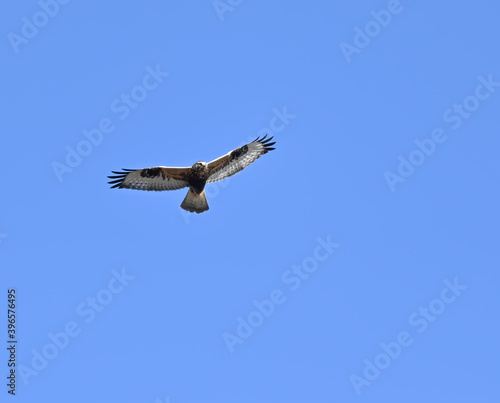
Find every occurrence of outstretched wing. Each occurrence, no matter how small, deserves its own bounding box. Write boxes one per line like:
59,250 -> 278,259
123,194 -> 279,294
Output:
108,167 -> 190,191
206,135 -> 276,183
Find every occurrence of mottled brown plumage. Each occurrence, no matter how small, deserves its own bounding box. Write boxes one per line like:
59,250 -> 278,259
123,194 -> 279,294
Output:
108,135 -> 275,213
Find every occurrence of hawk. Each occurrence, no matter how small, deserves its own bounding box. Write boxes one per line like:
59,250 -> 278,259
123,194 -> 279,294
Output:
108,135 -> 276,213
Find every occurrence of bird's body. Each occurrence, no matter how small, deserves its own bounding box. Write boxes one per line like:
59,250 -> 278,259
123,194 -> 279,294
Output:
185,161 -> 210,193
108,135 -> 276,213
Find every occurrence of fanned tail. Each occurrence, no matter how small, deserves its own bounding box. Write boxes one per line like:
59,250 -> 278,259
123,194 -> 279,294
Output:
180,188 -> 209,214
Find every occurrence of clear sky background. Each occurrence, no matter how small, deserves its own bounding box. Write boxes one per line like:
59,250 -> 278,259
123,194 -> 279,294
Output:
2,1 -> 499,402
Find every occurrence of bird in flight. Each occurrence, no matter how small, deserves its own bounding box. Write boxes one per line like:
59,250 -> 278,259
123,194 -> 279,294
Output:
108,135 -> 276,213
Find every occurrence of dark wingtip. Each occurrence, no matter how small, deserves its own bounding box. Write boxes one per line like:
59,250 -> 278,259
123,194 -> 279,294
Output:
253,134 -> 276,151
108,169 -> 135,188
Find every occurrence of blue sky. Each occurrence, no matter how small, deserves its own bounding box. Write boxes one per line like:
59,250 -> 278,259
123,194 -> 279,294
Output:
2,1 -> 500,402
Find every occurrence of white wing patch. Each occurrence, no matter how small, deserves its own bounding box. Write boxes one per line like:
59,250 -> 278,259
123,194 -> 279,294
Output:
108,167 -> 190,191
206,135 -> 275,183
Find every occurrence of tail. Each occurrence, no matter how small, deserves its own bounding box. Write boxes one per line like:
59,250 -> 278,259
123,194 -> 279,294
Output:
180,188 -> 209,214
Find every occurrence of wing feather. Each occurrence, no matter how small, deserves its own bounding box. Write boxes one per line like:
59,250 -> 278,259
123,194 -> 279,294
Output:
206,135 -> 276,183
108,167 -> 190,191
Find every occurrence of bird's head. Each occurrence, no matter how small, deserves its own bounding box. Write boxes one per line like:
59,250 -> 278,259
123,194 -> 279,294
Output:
192,161 -> 208,171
